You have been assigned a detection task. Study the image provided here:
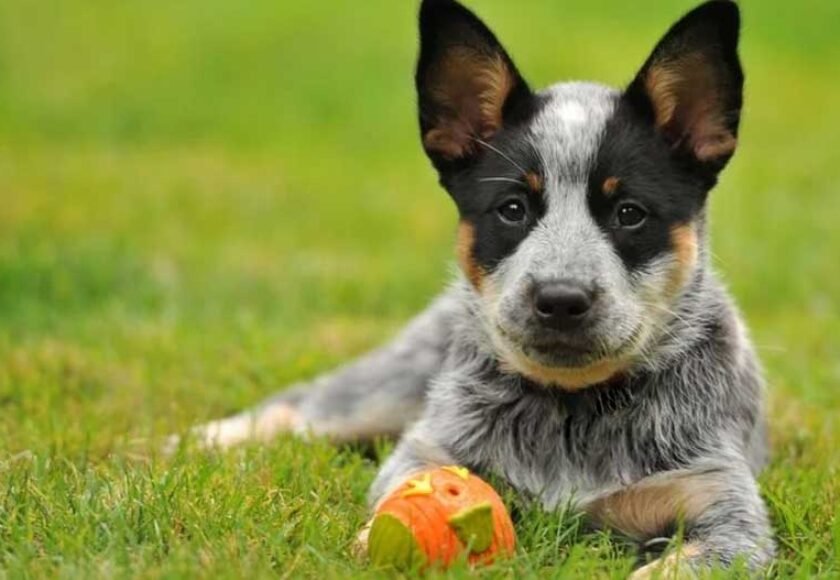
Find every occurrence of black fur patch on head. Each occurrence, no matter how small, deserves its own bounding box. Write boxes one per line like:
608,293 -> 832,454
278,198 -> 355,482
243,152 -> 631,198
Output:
416,0 -> 544,280
447,128 -> 547,275
588,102 -> 708,272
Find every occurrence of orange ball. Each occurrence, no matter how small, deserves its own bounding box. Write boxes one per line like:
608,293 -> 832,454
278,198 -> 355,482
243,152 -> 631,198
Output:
368,466 -> 516,570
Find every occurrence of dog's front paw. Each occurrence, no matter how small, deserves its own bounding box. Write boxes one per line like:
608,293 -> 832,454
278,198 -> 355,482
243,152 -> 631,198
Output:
630,544 -> 700,579
165,403 -> 301,454
164,415 -> 251,454
352,520 -> 373,560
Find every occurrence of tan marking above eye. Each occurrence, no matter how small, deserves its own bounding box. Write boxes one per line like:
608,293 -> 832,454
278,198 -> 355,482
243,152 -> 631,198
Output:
603,177 -> 621,196
525,172 -> 542,193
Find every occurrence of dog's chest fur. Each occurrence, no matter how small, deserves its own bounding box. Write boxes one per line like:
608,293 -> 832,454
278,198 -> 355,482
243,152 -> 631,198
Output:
412,281 -> 765,509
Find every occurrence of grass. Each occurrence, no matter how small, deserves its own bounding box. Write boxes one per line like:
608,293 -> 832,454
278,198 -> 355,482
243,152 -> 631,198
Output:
0,0 -> 838,577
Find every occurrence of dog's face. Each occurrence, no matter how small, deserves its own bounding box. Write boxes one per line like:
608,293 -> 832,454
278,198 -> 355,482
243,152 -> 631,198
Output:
416,0 -> 743,389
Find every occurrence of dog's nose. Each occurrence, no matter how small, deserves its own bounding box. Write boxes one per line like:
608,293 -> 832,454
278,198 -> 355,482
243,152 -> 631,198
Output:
533,280 -> 594,330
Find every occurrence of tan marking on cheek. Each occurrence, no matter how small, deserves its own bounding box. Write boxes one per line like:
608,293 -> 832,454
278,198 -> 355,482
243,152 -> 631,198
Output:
602,177 -> 621,196
587,471 -> 725,541
456,221 -> 485,291
667,224 -> 699,297
525,172 -> 542,193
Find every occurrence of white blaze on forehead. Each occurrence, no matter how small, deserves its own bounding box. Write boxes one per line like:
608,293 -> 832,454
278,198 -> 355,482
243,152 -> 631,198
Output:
508,82 -> 625,291
556,100 -> 588,125
530,82 -> 619,174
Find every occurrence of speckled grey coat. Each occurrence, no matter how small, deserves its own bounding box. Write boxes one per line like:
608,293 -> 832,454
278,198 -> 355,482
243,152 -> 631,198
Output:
184,1 -> 776,574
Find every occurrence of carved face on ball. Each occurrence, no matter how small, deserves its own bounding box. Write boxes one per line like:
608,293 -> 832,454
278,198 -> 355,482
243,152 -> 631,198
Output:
369,467 -> 516,569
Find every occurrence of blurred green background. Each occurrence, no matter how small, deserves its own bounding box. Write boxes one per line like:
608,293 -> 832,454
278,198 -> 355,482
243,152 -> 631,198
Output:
1,0 -> 838,577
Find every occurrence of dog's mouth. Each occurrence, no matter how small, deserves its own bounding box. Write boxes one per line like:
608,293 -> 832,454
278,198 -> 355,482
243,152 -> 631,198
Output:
523,341 -> 603,365
491,323 -> 647,389
494,323 -> 645,370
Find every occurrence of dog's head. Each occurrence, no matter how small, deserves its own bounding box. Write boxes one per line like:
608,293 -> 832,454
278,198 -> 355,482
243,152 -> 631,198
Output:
416,0 -> 743,389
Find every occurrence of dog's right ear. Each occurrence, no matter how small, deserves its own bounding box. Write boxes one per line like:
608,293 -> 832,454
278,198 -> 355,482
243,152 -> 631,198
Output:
416,0 -> 534,172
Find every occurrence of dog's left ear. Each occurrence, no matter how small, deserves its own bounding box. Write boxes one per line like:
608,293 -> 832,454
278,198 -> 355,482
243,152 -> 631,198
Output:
416,0 -> 534,171
624,1 -> 744,171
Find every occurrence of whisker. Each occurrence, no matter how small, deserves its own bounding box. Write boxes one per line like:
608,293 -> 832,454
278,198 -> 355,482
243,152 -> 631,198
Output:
640,300 -> 694,327
527,134 -> 550,185
478,177 -> 527,186
471,136 -> 528,175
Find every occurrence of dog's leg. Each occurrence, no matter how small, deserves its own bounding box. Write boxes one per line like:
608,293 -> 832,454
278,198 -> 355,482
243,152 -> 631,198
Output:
629,543 -> 703,580
368,435 -> 456,506
178,290 -> 463,450
354,428 -> 457,555
587,461 -> 775,578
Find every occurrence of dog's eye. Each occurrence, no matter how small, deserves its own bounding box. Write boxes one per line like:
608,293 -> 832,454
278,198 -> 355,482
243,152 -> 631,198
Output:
497,199 -> 527,224
617,203 -> 648,228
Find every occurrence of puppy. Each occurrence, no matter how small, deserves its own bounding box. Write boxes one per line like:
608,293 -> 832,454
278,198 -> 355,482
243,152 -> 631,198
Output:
182,0 -> 775,574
